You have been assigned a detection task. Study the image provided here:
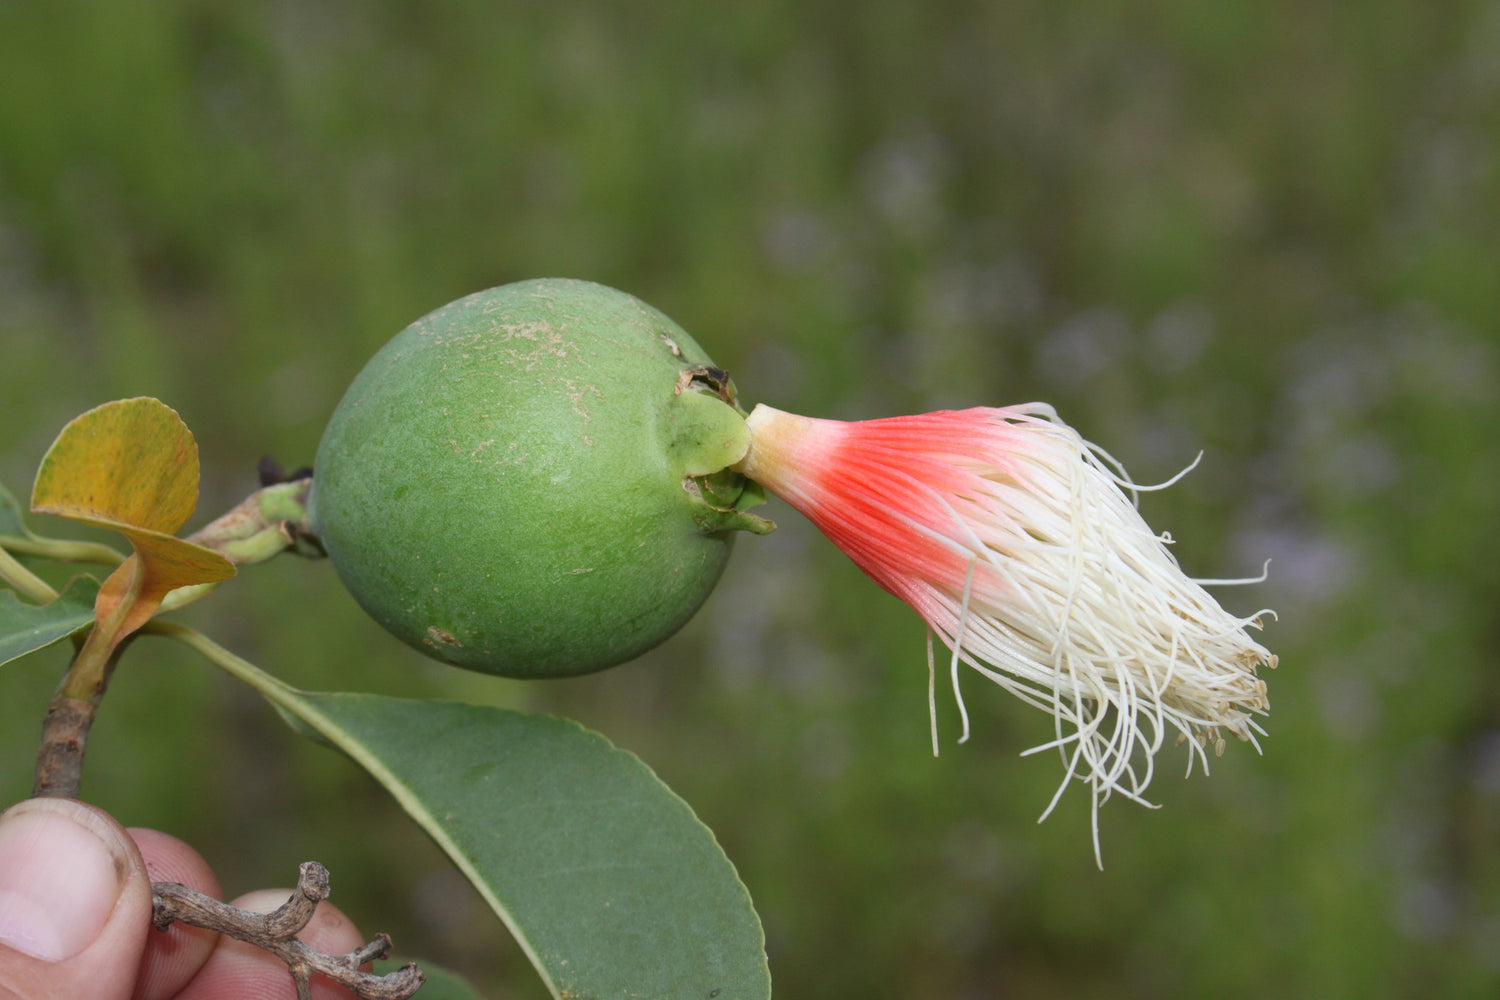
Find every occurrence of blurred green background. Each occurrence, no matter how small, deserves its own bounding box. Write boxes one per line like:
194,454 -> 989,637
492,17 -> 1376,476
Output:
2,1 -> 1498,997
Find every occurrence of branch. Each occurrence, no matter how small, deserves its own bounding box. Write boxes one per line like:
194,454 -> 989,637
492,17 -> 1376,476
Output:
151,861 -> 424,1000
31,694 -> 96,798
33,639 -> 133,799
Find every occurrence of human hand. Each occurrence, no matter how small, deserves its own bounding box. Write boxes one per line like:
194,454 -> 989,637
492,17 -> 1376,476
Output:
0,797 -> 366,1000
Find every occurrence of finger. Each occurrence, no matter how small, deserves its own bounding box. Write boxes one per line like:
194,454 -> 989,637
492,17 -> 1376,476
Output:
174,888 -> 367,1000
0,798 -> 153,1000
125,828 -> 222,1000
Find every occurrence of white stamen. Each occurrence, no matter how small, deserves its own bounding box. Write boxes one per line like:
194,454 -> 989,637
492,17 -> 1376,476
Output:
927,631 -> 939,758
915,407 -> 1273,863
951,560 -> 977,745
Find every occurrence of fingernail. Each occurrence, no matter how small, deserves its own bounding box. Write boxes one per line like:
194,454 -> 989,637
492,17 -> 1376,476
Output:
0,799 -> 129,961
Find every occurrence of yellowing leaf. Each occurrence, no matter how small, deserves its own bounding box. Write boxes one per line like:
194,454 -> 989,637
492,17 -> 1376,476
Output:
33,397 -> 204,534
92,542 -> 234,643
30,398 -> 234,657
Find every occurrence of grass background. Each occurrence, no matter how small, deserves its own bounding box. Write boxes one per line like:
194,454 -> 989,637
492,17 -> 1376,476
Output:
2,1 -> 1498,996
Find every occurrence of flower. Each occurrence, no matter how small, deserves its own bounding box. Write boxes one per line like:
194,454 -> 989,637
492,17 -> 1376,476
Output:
732,403 -> 1275,861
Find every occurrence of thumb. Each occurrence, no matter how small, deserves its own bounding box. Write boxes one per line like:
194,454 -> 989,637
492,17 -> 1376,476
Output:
0,798 -> 152,1000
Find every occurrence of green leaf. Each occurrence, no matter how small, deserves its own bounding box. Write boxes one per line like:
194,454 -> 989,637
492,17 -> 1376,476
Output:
373,958 -> 487,1000
0,575 -> 100,667
295,693 -> 770,1000
149,621 -> 771,1000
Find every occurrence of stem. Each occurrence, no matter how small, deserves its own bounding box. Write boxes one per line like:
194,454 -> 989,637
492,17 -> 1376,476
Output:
142,619 -> 302,706
32,556 -> 146,798
60,560 -> 143,700
32,696 -> 95,797
32,640 -> 130,798
0,544 -> 58,604
5,534 -> 105,800
0,533 -> 125,567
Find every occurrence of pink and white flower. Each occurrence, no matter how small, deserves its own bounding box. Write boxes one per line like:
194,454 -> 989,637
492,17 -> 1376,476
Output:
732,403 -> 1275,860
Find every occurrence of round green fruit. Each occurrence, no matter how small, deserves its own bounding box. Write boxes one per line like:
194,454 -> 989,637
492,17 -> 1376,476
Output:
308,278 -> 770,678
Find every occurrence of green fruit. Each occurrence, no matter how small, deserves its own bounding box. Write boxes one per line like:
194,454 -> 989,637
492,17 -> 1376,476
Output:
309,278 -> 770,678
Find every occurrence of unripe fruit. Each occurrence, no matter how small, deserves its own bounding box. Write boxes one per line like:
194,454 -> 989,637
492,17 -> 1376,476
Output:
309,278 -> 769,678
